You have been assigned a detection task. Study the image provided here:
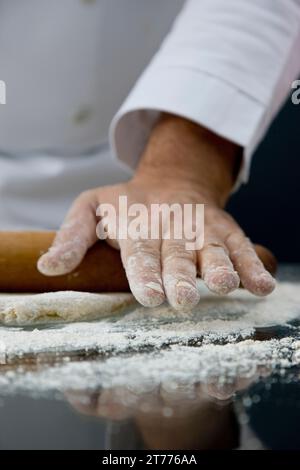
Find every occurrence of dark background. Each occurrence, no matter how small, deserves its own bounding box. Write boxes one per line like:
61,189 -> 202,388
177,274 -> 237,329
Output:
227,96 -> 300,262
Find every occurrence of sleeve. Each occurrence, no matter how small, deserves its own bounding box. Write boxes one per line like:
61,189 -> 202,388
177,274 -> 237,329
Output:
109,0 -> 300,187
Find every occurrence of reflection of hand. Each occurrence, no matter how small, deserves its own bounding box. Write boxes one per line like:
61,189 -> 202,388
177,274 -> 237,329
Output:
65,368 -> 271,423
65,382 -> 239,449
38,114 -> 275,309
66,387 -> 148,421
66,384 -> 206,421
65,368 -> 274,450
203,366 -> 272,401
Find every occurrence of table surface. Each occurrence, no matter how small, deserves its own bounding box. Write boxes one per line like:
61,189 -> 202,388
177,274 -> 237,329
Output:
0,264 -> 299,450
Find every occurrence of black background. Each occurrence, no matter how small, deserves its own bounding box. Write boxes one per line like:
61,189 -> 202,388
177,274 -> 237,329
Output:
227,96 -> 300,262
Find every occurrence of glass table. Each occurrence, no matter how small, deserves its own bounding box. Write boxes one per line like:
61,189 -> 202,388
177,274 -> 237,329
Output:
0,265 -> 299,450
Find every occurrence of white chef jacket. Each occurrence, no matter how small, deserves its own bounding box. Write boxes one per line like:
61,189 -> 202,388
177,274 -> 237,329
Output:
0,0 -> 299,229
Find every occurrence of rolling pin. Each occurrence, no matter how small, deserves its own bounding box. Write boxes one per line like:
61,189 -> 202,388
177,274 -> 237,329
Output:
0,232 -> 277,293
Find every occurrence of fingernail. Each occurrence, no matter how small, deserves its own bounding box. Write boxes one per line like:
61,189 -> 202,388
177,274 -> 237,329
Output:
175,280 -> 200,310
204,268 -> 240,295
131,281 -> 165,307
248,272 -> 276,296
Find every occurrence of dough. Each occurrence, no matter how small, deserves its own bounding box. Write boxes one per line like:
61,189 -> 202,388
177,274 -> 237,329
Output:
0,291 -> 135,326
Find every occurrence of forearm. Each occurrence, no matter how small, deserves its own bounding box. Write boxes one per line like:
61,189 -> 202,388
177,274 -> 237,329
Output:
134,113 -> 241,207
112,0 -> 300,193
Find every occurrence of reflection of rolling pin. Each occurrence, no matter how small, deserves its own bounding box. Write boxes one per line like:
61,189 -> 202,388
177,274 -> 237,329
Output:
0,232 -> 277,293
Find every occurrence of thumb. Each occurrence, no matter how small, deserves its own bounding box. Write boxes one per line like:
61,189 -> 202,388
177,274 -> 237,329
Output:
37,191 -> 98,276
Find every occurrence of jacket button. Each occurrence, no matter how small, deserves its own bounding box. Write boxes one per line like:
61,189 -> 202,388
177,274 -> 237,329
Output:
72,106 -> 93,125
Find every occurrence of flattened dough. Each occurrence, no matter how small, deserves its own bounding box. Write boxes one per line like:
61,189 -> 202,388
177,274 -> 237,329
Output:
0,291 -> 135,326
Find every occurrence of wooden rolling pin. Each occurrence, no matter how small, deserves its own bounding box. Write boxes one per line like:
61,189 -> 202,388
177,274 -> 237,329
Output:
0,232 -> 277,293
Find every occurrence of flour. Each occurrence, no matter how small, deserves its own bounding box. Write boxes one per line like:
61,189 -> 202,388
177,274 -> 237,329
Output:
0,282 -> 299,357
0,281 -> 299,397
0,338 -> 299,398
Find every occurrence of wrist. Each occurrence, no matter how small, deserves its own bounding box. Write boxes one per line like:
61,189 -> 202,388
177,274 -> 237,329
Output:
134,113 -> 242,207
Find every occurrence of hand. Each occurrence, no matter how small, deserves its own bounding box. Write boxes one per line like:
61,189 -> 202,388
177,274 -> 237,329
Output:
38,114 -> 275,309
66,383 -> 238,449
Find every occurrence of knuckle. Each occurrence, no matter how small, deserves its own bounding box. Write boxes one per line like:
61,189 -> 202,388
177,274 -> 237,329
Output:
224,230 -> 246,247
130,241 -> 159,257
163,243 -> 196,265
202,241 -> 227,252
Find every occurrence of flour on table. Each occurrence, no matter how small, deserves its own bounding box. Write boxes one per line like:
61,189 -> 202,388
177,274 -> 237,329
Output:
0,282 -> 300,396
0,291 -> 135,326
0,282 -> 299,356
0,335 -> 299,398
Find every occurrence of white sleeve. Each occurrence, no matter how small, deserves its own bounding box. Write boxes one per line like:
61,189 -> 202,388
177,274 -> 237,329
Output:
110,0 -> 300,186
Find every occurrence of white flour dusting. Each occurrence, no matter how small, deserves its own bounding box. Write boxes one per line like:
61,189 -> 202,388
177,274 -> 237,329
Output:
0,282 -> 299,357
0,338 -> 299,397
0,282 -> 299,396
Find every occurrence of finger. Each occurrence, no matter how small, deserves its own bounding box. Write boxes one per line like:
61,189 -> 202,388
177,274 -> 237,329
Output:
202,382 -> 237,401
120,238 -> 165,307
65,391 -> 100,417
162,238 -> 199,311
96,388 -> 134,421
226,232 -> 276,296
253,244 -> 277,277
38,191 -> 98,276
198,240 -> 240,295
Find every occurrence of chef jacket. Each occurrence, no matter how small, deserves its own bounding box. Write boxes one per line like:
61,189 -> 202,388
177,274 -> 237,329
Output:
0,0 -> 299,229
